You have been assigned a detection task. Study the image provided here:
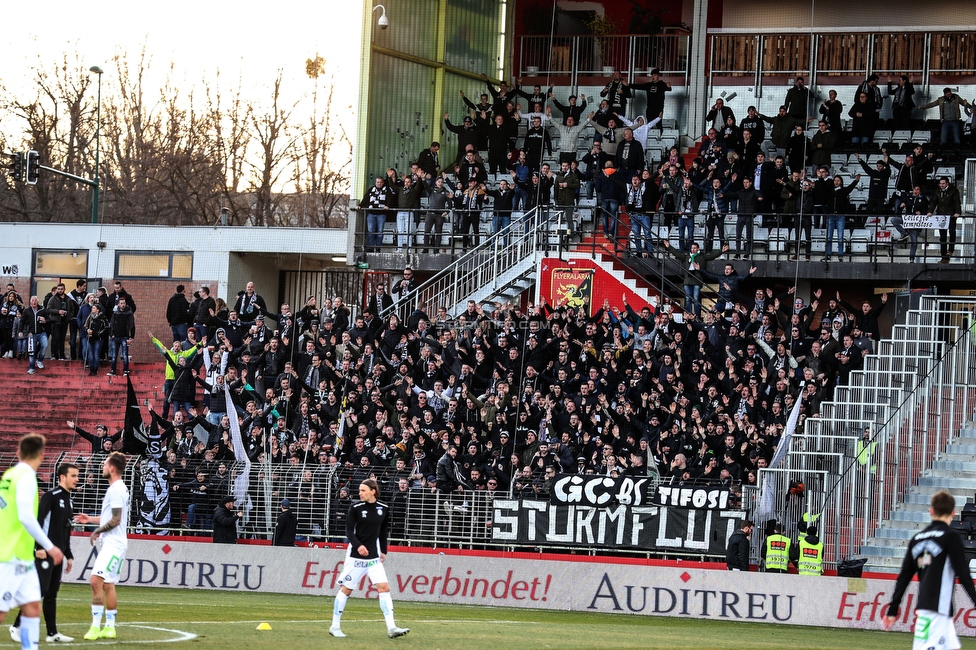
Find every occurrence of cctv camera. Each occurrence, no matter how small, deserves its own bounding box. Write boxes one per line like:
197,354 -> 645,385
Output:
378,14 -> 389,29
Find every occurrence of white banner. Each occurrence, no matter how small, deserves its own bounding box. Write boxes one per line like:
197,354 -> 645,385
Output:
67,536 -> 976,636
901,214 -> 950,229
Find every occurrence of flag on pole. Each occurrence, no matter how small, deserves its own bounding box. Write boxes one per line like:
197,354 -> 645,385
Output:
335,394 -> 348,448
754,395 -> 803,523
224,383 -> 252,521
122,376 -> 149,455
769,393 -> 803,470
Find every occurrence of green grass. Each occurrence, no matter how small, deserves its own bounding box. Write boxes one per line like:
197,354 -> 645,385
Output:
28,584 -> 973,649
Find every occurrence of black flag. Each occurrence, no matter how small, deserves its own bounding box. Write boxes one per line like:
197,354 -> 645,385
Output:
122,376 -> 149,455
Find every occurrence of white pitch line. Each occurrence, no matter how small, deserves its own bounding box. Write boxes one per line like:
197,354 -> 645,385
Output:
47,625 -> 197,645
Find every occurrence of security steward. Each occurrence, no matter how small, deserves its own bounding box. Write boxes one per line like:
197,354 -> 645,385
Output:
793,525 -> 824,576
763,521 -> 792,573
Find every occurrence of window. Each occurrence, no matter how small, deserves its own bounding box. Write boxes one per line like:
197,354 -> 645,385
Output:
116,251 -> 193,280
33,250 -> 88,276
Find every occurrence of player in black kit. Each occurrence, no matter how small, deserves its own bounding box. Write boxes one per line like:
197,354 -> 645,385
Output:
9,462 -> 78,644
884,490 -> 976,650
329,478 -> 409,639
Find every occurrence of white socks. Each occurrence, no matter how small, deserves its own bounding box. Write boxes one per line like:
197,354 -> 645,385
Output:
106,610 -> 117,628
378,592 -> 397,630
91,605 -> 104,628
20,616 -> 39,650
332,591 -> 348,629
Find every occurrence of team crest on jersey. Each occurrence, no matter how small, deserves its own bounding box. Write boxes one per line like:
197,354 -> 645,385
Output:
376,507 -> 383,515
361,511 -> 367,518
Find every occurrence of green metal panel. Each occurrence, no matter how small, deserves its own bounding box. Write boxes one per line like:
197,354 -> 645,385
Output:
444,0 -> 504,73
364,54 -> 437,180
372,0 -> 440,61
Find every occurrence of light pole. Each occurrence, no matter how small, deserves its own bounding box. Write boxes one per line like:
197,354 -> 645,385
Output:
89,65 -> 103,224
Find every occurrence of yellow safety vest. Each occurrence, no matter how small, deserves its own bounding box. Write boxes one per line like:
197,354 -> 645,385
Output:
0,463 -> 39,563
855,439 -> 877,474
798,538 -> 824,576
765,534 -> 791,572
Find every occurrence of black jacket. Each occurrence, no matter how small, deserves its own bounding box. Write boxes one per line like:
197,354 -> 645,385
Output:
109,307 -> 135,339
726,529 -> 750,570
212,503 -> 239,543
273,509 -> 298,546
166,292 -> 191,326
38,486 -> 74,558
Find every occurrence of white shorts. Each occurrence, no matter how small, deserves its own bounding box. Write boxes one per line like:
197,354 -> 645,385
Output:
337,550 -> 389,590
91,542 -> 127,584
0,561 -> 41,612
913,610 -> 961,650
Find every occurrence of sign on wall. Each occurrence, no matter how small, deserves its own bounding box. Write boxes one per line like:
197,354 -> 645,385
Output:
67,536 -> 976,636
537,257 -> 656,317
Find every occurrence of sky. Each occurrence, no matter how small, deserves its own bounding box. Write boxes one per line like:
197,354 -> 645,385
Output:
1,0 -> 363,161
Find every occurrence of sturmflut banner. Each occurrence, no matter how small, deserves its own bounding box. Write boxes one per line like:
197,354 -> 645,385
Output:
67,536 -> 976,636
491,500 -> 743,553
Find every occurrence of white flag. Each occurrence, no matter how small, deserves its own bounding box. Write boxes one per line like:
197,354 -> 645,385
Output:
224,384 -> 252,523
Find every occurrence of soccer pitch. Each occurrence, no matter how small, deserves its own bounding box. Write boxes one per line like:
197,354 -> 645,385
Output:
37,584 -> 973,649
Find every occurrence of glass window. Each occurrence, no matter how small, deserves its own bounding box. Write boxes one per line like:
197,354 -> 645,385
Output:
116,252 -> 193,280
33,250 -> 88,276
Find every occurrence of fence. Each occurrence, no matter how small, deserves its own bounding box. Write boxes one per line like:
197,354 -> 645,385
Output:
708,29 -> 976,88
518,35 -> 690,84
8,450 -> 744,559
743,296 -> 976,569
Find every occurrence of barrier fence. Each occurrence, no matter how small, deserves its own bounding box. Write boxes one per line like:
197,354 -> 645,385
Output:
7,450 -> 749,560
744,296 -> 976,570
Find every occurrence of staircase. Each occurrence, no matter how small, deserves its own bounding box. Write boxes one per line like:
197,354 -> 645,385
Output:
0,359 -> 163,457
860,421 -> 976,570
405,204 -> 662,317
764,296 -> 976,572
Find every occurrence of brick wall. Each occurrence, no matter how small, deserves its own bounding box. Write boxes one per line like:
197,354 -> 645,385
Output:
102,279 -> 220,360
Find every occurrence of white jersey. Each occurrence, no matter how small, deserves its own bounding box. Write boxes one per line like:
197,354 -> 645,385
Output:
99,479 -> 129,548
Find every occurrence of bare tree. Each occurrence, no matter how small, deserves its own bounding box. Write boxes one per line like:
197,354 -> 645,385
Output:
287,55 -> 351,228
0,50 -> 352,229
248,73 -> 296,226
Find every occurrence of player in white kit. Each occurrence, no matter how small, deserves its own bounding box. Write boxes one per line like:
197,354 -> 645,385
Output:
74,452 -> 129,641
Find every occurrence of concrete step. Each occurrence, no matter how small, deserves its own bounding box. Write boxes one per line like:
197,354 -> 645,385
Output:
902,491 -> 974,506
934,454 -> 976,464
859,544 -> 905,558
862,557 -> 904,573
889,509 -> 937,523
916,476 -> 976,490
923,467 -> 976,480
871,527 -> 918,541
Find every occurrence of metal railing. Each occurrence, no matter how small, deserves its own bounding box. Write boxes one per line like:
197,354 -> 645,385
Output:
518,35 -> 690,85
743,296 -> 976,569
707,29 -> 976,88
371,205 -> 572,318
589,206 -> 976,268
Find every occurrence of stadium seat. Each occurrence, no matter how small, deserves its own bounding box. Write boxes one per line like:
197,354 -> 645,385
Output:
911,130 -> 932,144
811,228 -> 827,253
935,166 -> 956,182
768,228 -> 789,252
849,229 -> 870,253
961,503 -> 976,525
891,130 -> 912,148
873,130 -> 892,143
830,153 -> 848,167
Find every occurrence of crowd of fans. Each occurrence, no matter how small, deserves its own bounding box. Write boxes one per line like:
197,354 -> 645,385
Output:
28,272 -> 890,542
0,280 -> 138,375
358,71 -> 967,263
